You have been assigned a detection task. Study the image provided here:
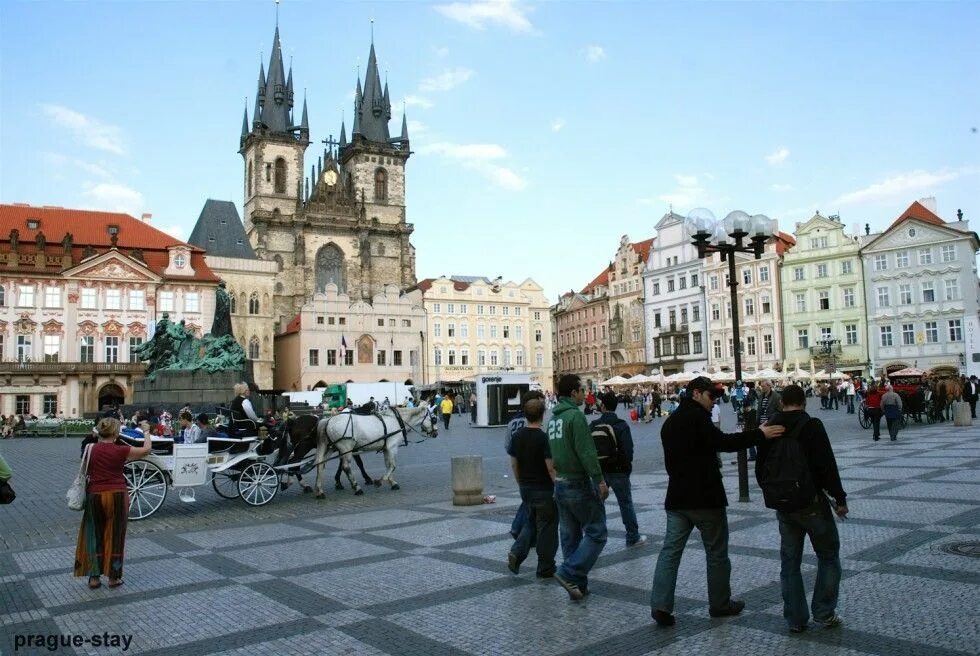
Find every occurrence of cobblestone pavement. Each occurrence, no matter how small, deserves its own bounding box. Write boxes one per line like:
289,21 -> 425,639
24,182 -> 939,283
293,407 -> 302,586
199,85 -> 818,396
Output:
1,400 -> 978,655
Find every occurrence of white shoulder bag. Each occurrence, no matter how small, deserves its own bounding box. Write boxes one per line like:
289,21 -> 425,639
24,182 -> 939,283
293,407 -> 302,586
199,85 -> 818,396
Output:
67,444 -> 93,511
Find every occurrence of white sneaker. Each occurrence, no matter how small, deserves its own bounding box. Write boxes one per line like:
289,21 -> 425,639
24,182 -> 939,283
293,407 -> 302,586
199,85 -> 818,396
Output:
816,614 -> 843,628
628,535 -> 648,548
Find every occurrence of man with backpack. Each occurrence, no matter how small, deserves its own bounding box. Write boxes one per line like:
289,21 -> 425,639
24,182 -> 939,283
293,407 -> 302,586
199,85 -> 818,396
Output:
755,384 -> 848,634
590,392 -> 647,548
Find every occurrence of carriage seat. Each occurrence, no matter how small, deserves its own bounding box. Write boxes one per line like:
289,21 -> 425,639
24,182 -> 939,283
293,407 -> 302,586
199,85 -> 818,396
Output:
119,434 -> 175,456
207,435 -> 255,455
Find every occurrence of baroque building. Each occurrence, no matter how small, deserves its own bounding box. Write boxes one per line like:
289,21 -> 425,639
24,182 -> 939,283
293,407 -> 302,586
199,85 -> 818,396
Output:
643,211 -> 708,374
552,269 -> 610,391
780,213 -> 869,376
607,236 -> 654,377
240,25 -> 417,334
704,232 -> 794,374
861,200 -> 979,378
0,204 -> 219,416
418,276 -> 553,391
188,199 -> 277,389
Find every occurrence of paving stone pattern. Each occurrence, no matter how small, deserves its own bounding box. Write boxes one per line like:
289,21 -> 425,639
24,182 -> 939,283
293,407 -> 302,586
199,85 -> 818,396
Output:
1,402 -> 978,655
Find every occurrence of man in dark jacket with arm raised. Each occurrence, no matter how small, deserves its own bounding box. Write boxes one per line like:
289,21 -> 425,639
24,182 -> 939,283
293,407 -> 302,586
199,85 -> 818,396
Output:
650,376 -> 784,627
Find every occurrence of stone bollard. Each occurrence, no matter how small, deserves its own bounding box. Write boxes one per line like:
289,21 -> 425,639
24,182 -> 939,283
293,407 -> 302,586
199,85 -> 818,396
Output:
953,401 -> 972,427
451,455 -> 484,506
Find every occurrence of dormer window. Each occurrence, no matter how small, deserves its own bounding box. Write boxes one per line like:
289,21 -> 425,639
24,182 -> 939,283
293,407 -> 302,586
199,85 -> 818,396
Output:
107,225 -> 119,236
26,219 -> 40,230
174,254 -> 186,269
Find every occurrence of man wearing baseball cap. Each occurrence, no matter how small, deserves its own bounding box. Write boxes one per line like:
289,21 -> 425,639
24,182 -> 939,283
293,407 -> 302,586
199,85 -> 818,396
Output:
650,376 -> 784,627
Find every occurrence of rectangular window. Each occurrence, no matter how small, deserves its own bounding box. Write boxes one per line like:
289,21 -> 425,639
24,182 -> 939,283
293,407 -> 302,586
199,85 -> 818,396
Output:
478,350 -> 486,366
949,319 -> 963,341
159,291 -> 174,312
669,310 -> 676,328
433,323 -> 441,337
896,251 -> 909,268
845,324 -> 858,345
711,304 -> 720,321
692,304 -> 700,322
185,292 -> 200,313
309,349 -> 319,366
81,287 -> 96,309
535,328 -> 542,342
129,290 -> 145,310
459,304 -> 468,314
478,323 -> 486,339
401,319 -> 411,327
490,324 -> 498,338
941,244 -> 956,262
793,267 -> 805,281
680,307 -> 688,325
797,329 -> 809,349
80,336 -> 94,363
461,323 -> 470,338
899,284 -> 912,305
18,285 -> 35,307
876,287 -> 890,308
105,288 -> 121,310
339,318 -> 346,325
918,248 -> 932,265
692,331 -> 703,354
327,349 -> 337,365
16,395 -> 30,416
490,350 -> 499,366
843,287 -> 855,307
533,311 -> 541,320
344,350 -> 354,366
433,303 -> 441,313
662,337 -> 673,356
921,282 -> 935,303
691,273 -> 699,287
129,337 -> 143,362
816,264 -> 828,278
924,321 -> 938,343
761,295 -> 771,314
652,282 -> 661,296
879,326 -> 893,347
16,336 -> 33,363
489,305 -> 497,315
746,335 -> 756,356
105,336 -> 119,363
43,334 -> 60,363
742,268 -> 752,285
447,323 -> 455,338
759,266 -> 770,282
477,304 -> 485,315
818,291 -> 830,311
712,339 -> 722,359
709,276 -> 718,291
446,303 -> 454,314
727,338 -> 734,357
841,260 -> 853,275
873,254 -> 888,271
654,312 -> 662,328
667,279 -> 675,292
515,325 -> 522,340
763,334 -> 773,354
43,394 -> 57,416
820,326 -> 832,341
944,279 -> 959,301
377,350 -> 387,366
434,349 -> 442,366
745,297 -> 754,316
678,276 -> 687,290
377,318 -> 384,327
902,323 -> 915,345
503,325 -> 510,339
45,286 -> 60,308
394,350 -> 404,366
795,293 -> 806,312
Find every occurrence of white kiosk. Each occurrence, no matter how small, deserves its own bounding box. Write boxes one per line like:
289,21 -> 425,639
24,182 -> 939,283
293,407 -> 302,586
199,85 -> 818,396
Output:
473,372 -> 532,427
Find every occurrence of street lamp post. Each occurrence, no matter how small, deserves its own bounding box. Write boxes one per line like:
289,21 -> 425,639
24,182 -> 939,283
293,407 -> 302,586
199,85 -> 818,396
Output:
685,209 -> 777,503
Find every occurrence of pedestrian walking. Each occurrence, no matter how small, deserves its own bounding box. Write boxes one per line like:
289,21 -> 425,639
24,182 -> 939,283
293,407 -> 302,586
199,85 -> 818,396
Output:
756,384 -> 848,633
964,376 -> 979,419
507,395 -> 558,578
469,391 -> 478,424
591,392 -> 646,548
507,391 -> 546,540
548,374 -> 608,601
74,418 -> 152,589
752,380 -> 781,461
440,395 -> 453,430
864,383 -> 884,440
650,376 -> 784,627
845,379 -> 856,414
880,384 -> 903,441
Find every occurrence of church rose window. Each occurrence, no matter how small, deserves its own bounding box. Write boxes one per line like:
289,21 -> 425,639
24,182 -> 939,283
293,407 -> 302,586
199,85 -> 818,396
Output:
315,244 -> 346,293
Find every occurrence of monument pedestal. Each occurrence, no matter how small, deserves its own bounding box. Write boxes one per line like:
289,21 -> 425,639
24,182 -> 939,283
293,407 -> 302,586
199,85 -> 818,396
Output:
132,369 -> 248,407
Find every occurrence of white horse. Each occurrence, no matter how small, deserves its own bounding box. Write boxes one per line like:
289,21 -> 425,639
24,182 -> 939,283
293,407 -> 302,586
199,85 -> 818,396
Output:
312,405 -> 437,499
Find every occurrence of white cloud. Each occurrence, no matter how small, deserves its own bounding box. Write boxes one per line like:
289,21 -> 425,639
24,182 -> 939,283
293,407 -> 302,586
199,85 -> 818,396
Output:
419,141 -> 526,190
158,224 -> 186,240
584,45 -> 606,62
419,67 -> 474,93
434,0 -> 533,33
40,104 -> 125,155
551,118 -> 565,132
831,168 -> 967,206
44,153 -> 113,180
82,182 -> 144,215
656,174 -> 709,209
407,120 -> 428,135
771,183 -> 795,192
403,95 -> 434,109
765,146 -> 790,166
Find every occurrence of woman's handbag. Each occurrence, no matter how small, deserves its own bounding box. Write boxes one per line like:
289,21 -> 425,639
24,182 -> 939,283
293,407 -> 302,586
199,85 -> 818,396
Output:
0,480 -> 14,504
67,445 -> 92,511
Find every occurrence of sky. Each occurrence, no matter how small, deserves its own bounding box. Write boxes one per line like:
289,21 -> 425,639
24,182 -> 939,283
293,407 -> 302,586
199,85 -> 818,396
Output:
1,0 -> 978,301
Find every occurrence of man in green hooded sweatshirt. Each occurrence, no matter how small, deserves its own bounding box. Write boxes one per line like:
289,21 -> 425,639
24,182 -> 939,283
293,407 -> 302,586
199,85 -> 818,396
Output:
547,373 -> 609,601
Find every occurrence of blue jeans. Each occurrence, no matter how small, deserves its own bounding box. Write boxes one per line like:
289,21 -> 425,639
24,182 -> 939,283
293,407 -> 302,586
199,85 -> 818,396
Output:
846,396 -> 855,414
510,486 -> 558,577
554,479 -> 607,588
777,499 -> 842,627
650,509 -> 732,613
511,502 -> 528,539
603,472 -> 640,544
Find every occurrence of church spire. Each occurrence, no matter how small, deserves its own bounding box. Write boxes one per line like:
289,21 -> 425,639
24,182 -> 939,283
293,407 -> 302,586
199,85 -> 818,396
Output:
339,120 -> 348,148
241,103 -> 249,146
400,110 -> 409,142
258,25 -> 291,133
354,42 -> 391,144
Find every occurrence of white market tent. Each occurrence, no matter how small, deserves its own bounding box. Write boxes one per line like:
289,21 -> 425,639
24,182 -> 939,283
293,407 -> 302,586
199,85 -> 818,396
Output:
712,370 -> 736,382
600,375 -> 629,386
889,367 -> 926,377
750,368 -> 782,381
788,368 -> 812,380
629,374 -> 652,384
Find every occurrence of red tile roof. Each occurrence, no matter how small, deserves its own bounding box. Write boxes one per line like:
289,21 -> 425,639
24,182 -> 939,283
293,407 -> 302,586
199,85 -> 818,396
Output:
630,237 -> 655,262
775,231 -> 796,256
0,203 -> 219,283
889,200 -> 945,229
282,314 -> 301,335
580,264 -> 611,294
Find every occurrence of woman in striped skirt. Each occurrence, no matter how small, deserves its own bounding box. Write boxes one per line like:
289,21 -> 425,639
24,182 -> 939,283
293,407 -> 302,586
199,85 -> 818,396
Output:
74,417 -> 151,589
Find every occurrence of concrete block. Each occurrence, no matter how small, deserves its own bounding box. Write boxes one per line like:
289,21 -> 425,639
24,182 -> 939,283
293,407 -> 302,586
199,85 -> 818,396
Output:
451,455 -> 484,506
953,401 -> 972,427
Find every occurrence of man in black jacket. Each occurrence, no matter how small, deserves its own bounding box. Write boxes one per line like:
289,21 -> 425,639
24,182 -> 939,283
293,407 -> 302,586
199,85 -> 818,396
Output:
651,377 -> 784,627
591,392 -> 646,548
756,384 -> 848,633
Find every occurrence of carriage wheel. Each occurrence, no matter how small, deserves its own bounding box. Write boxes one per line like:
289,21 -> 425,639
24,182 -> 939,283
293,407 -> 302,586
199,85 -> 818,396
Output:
211,471 -> 241,499
926,408 -> 938,424
238,462 -> 279,507
125,460 -> 168,520
858,407 -> 872,429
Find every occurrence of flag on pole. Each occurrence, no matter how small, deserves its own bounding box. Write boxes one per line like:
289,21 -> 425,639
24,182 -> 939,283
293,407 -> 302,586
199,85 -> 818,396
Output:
340,336 -> 348,362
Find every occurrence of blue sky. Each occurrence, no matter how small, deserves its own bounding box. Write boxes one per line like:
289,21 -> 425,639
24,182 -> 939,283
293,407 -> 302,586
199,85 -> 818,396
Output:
1,1 -> 978,300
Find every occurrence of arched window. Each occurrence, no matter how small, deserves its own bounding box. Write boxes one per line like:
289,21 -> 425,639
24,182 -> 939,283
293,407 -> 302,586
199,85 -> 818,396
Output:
248,336 -> 260,359
247,161 -> 253,196
315,243 -> 346,293
274,157 -> 287,194
248,293 -> 259,315
374,168 -> 388,201
229,292 -> 237,314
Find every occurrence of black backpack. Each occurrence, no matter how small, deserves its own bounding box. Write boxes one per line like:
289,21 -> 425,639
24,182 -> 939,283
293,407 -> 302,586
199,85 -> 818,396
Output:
591,423 -> 619,462
758,417 -> 818,512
